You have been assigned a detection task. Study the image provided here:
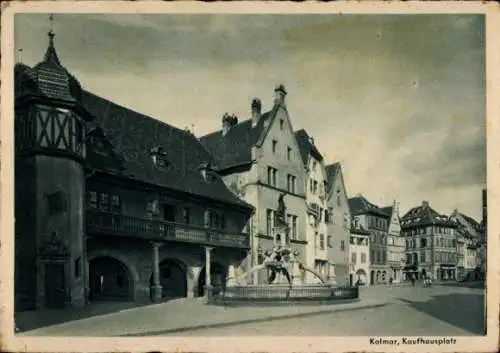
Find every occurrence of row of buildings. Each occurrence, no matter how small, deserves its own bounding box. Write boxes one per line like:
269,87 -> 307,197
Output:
13,31 -> 487,311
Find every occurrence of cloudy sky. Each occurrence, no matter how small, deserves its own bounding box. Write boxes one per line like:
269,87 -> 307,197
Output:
14,13 -> 486,220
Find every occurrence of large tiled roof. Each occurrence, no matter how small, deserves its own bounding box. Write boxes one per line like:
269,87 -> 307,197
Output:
79,91 -> 253,210
294,129 -> 323,167
401,202 -> 456,228
199,105 -> 279,171
325,162 -> 341,195
348,196 -> 390,218
379,206 -> 393,217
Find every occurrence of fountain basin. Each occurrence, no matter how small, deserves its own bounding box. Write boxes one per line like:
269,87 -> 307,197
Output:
208,284 -> 359,306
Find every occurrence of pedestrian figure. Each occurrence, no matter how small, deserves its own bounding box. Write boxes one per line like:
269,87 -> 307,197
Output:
411,274 -> 416,287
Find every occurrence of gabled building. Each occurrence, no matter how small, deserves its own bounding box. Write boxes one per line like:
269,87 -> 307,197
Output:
401,201 -> 458,281
200,86 -> 309,284
450,209 -> 481,281
325,163 -> 351,286
14,31 -> 254,311
380,201 -> 405,283
349,218 -> 371,286
295,129 -> 330,282
348,195 -> 390,285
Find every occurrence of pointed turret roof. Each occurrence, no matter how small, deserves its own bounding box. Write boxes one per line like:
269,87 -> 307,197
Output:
42,31 -> 62,66
16,30 -> 83,102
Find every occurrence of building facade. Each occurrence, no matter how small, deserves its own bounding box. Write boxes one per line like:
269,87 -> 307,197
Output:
349,218 -> 371,286
14,32 -> 254,311
295,130 -> 331,282
478,188 -> 487,279
200,86 -> 310,284
348,195 -> 390,285
381,201 -> 405,283
401,201 -> 458,281
450,209 -> 481,281
325,163 -> 351,286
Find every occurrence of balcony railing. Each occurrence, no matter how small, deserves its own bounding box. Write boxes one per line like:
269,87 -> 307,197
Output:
86,210 -> 250,249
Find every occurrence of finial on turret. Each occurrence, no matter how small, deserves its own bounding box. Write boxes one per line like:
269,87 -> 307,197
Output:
43,13 -> 61,65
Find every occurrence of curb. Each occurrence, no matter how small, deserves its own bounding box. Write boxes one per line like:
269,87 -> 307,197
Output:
120,301 -> 390,337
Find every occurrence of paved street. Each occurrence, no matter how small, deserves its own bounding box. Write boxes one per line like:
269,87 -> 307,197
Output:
173,286 -> 485,336
17,283 -> 485,337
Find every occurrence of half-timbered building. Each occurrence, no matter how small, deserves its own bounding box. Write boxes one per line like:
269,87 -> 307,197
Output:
14,32 -> 254,311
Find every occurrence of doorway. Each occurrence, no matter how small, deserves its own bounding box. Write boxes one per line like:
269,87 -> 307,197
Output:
44,263 -> 66,308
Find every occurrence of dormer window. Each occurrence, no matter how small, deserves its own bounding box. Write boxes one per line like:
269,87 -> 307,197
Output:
199,162 -> 217,183
272,140 -> 277,153
150,146 -> 170,169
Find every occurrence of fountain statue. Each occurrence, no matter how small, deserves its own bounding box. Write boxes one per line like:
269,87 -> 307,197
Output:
206,194 -> 360,305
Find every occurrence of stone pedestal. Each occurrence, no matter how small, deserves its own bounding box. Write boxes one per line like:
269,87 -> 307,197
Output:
151,285 -> 162,302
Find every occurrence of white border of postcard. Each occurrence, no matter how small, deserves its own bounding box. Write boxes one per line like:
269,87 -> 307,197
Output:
1,1 -> 499,352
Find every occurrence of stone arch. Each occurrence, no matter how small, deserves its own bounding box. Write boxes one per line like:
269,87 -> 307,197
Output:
196,262 -> 228,297
88,252 -> 139,301
152,257 -> 190,299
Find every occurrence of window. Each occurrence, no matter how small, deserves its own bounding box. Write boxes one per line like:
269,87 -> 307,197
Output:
420,238 -> 427,248
272,140 -> 277,153
182,207 -> 190,224
267,167 -> 277,186
266,209 -> 274,235
287,147 -> 292,160
287,174 -> 296,193
209,211 -> 226,229
327,235 -> 332,248
361,253 -> 367,263
340,240 -> 345,251
111,195 -> 121,213
351,252 -> 357,264
74,257 -> 81,278
350,236 -> 355,245
315,232 -> 319,249
320,234 -> 325,250
324,209 -> 329,223
89,191 -> 98,209
47,191 -> 66,215
280,119 -> 284,130
312,161 -> 317,171
100,193 -> 109,212
312,180 -> 318,194
420,251 -> 426,263
291,215 -> 298,239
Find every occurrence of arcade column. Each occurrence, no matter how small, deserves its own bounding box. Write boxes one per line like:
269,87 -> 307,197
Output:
151,242 -> 162,302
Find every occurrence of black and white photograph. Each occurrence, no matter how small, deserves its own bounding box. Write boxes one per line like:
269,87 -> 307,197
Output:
1,1 -> 498,353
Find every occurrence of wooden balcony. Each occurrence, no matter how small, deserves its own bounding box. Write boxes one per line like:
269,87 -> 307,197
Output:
86,210 -> 250,249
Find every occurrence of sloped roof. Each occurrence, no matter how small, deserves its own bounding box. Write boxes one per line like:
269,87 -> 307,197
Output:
380,206 -> 393,217
325,162 -> 341,194
459,213 -> 481,230
294,129 -> 323,166
401,202 -> 456,228
348,196 -> 390,218
79,91 -> 253,210
199,105 -> 280,171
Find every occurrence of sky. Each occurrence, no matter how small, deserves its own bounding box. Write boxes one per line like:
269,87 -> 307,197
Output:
14,13 -> 486,221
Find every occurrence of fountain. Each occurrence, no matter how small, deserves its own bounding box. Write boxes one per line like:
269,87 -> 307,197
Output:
209,194 -> 360,306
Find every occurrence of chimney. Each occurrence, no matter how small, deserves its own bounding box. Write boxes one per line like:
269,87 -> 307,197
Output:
355,193 -> 362,198
274,84 -> 287,105
222,113 -> 238,136
251,98 -> 262,127
422,200 -> 429,208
